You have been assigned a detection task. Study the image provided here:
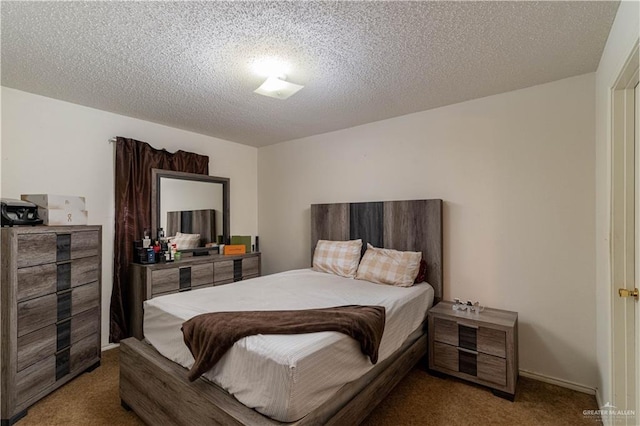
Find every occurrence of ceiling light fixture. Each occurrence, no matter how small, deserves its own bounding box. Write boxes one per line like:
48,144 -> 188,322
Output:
251,58 -> 291,78
254,75 -> 304,100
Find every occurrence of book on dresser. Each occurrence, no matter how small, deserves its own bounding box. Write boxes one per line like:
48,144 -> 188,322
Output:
1,225 -> 102,426
128,252 -> 261,339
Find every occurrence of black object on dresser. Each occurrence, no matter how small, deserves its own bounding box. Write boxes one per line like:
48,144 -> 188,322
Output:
1,226 -> 102,426
128,252 -> 261,339
428,301 -> 518,400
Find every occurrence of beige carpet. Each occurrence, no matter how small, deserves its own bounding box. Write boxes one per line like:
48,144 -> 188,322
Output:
18,348 -> 599,425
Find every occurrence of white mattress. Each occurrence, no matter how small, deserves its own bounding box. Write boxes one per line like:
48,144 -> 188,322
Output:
143,268 -> 434,422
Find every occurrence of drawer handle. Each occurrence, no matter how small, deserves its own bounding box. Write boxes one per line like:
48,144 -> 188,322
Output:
457,347 -> 478,355
56,317 -> 72,326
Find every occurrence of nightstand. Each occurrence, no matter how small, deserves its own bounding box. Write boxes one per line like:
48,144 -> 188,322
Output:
427,301 -> 518,400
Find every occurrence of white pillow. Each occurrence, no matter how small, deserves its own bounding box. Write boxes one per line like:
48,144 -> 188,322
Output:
171,232 -> 201,250
356,243 -> 422,287
312,239 -> 362,278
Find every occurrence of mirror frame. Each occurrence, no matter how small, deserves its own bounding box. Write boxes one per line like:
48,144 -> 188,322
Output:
151,168 -> 230,246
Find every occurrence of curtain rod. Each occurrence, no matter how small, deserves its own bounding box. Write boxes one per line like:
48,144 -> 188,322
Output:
109,137 -> 117,143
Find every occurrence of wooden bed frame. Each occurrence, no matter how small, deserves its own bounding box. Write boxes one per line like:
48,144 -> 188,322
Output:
120,199 -> 443,425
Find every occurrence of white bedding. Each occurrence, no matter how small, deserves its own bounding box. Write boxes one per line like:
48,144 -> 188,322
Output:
143,268 -> 434,422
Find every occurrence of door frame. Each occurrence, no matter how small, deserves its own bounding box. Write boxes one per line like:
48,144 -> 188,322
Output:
610,40 -> 639,426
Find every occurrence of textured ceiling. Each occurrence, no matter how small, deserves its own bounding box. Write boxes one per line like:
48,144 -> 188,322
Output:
1,1 -> 619,147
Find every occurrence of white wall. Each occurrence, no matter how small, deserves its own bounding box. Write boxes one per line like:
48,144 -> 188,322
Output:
1,87 -> 258,347
594,0 -> 640,410
258,73 -> 597,388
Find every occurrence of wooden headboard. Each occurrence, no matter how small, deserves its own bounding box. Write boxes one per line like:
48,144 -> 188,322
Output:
310,199 -> 443,302
166,209 -> 217,246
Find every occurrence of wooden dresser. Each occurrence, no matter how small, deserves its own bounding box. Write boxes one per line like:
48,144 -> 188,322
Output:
1,225 -> 102,425
428,301 -> 518,400
128,252 -> 261,339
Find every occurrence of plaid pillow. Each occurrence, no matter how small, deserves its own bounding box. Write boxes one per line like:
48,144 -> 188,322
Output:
312,239 -> 362,278
356,243 -> 422,287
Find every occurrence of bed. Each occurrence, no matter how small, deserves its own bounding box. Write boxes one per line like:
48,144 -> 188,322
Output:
119,199 -> 443,425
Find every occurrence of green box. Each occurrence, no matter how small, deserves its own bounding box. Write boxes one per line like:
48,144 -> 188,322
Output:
231,235 -> 252,253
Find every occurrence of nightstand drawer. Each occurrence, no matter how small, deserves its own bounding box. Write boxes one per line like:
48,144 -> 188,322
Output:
433,342 -> 458,371
432,342 -> 507,386
478,327 -> 506,358
434,318 -> 506,358
478,353 -> 507,386
433,317 -> 458,346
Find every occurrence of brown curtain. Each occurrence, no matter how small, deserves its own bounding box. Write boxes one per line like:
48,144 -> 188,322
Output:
110,137 -> 209,342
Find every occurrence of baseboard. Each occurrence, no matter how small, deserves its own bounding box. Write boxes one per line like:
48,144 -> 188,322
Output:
101,343 -> 120,352
519,369 -> 596,395
595,389 -> 612,426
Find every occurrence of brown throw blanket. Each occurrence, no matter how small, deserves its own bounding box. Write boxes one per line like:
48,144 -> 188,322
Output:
181,305 -> 385,382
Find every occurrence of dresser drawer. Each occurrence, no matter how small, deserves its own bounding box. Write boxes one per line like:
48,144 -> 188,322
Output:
242,256 -> 260,277
16,231 -> 100,269
69,307 -> 101,343
17,294 -> 57,337
214,260 -> 234,283
70,231 -> 100,259
151,263 -> 214,295
17,256 -> 99,302
15,333 -> 100,406
189,263 -> 214,287
16,307 -> 99,372
151,268 -> 180,295
71,256 -> 100,288
70,281 -> 100,316
16,325 -> 56,372
55,333 -> 100,383
17,263 -> 57,301
70,333 -> 100,373
17,234 -> 57,268
17,282 -> 99,337
16,355 -> 56,405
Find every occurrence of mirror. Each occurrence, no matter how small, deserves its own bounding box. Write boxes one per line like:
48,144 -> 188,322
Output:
151,169 -> 230,249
